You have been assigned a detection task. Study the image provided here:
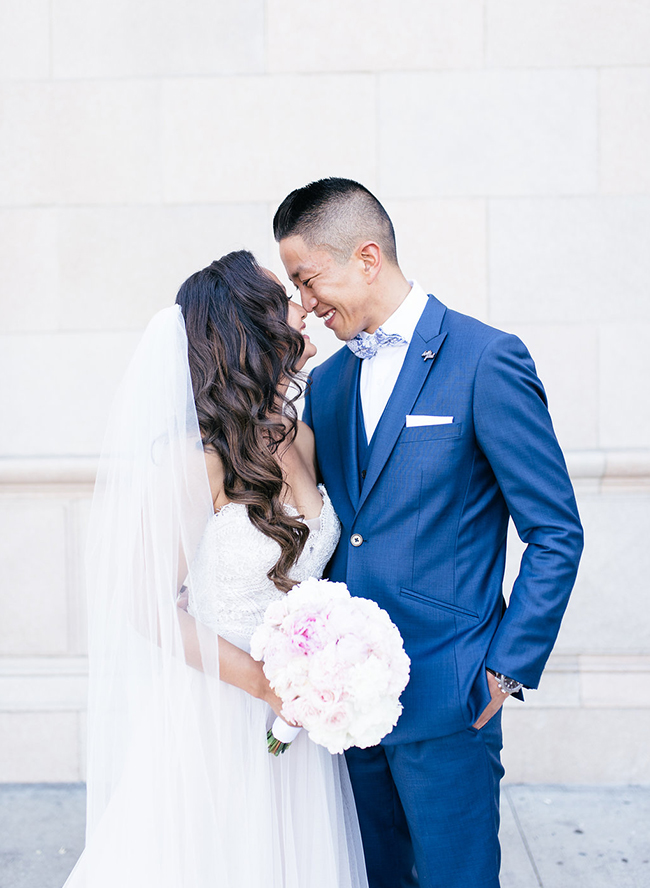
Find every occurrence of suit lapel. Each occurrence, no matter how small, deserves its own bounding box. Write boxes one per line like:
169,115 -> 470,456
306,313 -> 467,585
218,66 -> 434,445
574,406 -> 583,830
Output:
335,350 -> 362,508
356,296 -> 448,514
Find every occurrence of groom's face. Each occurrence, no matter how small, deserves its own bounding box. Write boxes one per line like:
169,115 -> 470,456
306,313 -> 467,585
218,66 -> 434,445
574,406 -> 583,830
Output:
279,235 -> 375,341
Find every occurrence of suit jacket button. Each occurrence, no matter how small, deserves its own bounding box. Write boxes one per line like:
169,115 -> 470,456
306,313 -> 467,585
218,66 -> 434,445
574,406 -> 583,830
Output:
350,533 -> 364,547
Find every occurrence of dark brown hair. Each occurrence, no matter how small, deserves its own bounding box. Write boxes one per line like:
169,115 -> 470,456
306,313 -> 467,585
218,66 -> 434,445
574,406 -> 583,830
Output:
273,177 -> 398,264
176,250 -> 309,592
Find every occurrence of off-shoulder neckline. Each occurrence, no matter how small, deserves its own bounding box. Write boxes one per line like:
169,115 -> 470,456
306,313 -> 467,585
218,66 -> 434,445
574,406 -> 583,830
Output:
212,484 -> 328,524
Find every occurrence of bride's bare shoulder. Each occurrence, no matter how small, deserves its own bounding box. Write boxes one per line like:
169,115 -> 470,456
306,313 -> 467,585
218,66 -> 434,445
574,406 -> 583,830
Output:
290,420 -> 317,477
203,446 -> 226,508
295,419 -> 315,450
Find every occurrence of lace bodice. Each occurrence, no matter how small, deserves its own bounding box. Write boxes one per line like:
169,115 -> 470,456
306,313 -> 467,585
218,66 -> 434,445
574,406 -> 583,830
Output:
188,485 -> 341,646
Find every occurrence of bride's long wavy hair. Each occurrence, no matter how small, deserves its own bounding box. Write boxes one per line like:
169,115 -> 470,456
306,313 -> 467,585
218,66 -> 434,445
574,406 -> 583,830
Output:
176,250 -> 310,592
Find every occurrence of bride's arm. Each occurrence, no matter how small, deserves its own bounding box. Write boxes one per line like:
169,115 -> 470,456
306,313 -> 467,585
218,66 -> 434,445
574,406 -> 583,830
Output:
176,445 -> 287,720
175,604 -> 284,717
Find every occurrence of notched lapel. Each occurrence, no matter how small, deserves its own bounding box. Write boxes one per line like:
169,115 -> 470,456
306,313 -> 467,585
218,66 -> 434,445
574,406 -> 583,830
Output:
356,297 -> 448,513
336,352 -> 362,508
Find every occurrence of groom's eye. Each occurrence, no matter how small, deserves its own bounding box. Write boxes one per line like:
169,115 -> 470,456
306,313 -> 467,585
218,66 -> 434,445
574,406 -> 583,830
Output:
301,277 -> 314,287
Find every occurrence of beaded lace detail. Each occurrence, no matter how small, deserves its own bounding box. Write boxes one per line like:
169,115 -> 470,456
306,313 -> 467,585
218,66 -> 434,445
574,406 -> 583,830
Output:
188,485 -> 340,643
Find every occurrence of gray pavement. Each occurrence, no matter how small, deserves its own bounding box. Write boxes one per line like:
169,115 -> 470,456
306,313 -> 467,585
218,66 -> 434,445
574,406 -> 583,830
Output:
0,783 -> 648,887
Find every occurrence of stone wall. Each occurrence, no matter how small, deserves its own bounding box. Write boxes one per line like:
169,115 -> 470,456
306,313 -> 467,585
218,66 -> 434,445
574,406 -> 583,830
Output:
1,0 -> 649,782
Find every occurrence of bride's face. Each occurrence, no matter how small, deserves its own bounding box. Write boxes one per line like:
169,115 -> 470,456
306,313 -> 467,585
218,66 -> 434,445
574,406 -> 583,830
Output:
264,269 -> 317,369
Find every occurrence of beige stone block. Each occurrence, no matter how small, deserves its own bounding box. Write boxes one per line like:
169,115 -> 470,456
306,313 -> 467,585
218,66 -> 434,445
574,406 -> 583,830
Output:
53,81 -> 162,205
0,83 -> 58,205
488,198 -> 650,325
503,324 -> 599,452
0,209 -> 59,333
0,502 -> 68,655
601,449 -> 650,493
599,325 -> 650,450
0,0 -> 50,79
502,518 -> 525,607
52,0 -> 159,78
53,0 -> 264,78
581,670 -> 650,709
502,708 -> 650,783
0,457 -> 98,486
67,498 -> 92,656
162,75 -> 377,203
601,69 -> 650,194
157,0 -> 264,76
0,657 -> 88,710
0,331 -> 141,456
267,0 -> 483,72
554,493 -> 650,654
565,450 -> 606,489
522,668 -> 581,709
0,81 -> 161,206
382,199 -> 488,322
0,712 -> 81,781
487,0 -> 650,67
379,70 -> 597,198
56,204 -> 269,331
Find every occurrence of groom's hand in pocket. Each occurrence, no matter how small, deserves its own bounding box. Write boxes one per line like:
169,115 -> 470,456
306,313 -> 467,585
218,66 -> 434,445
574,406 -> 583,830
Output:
472,670 -> 508,730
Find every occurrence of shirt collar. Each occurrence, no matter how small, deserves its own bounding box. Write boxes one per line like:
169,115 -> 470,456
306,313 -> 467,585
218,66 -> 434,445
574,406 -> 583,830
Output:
379,281 -> 429,344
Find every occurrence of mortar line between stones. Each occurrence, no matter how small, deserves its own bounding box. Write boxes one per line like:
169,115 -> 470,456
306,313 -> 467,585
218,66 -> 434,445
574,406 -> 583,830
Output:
504,785 -> 545,887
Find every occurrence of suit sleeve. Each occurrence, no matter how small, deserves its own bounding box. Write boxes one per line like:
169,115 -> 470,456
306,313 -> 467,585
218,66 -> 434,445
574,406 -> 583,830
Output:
473,332 -> 584,689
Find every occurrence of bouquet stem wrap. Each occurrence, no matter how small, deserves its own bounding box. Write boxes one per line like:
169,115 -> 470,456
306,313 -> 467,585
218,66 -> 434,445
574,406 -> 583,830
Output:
267,719 -> 302,756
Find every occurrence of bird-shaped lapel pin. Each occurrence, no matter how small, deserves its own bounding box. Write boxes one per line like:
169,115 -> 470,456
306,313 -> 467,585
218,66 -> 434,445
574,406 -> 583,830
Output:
422,350 -> 437,362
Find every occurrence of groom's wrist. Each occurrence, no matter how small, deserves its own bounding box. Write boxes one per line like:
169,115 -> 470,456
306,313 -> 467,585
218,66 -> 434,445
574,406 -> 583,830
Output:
486,668 -> 524,695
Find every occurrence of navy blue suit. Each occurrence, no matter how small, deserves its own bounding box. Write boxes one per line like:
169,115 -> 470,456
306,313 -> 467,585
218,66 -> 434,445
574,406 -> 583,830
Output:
303,295 -> 583,887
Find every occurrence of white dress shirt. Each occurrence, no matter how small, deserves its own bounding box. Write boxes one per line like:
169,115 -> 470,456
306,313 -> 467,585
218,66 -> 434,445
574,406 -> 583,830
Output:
360,281 -> 429,440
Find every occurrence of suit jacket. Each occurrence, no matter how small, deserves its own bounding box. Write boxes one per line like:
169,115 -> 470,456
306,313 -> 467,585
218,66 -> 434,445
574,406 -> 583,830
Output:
303,294 -> 584,743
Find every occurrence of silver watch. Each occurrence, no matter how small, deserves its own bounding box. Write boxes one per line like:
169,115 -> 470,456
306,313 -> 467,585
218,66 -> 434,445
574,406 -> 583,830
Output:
487,668 -> 523,695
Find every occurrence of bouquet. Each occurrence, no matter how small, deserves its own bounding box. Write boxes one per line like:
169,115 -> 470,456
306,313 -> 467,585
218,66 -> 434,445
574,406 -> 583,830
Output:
250,577 -> 410,755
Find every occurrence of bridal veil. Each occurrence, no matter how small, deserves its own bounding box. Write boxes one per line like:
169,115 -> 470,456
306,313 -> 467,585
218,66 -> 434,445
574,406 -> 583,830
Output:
64,304 -> 367,888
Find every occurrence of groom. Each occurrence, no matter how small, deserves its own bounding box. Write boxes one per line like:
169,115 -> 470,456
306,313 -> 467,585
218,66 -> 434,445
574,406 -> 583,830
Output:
274,178 -> 583,888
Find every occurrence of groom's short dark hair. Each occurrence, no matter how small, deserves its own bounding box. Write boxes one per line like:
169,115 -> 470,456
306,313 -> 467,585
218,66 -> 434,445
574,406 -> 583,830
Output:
273,178 -> 398,265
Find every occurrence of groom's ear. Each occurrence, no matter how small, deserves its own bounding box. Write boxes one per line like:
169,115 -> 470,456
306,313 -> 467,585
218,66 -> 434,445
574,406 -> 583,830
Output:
355,241 -> 382,284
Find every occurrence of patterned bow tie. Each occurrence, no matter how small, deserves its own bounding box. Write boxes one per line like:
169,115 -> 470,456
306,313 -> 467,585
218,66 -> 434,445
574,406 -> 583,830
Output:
346,327 -> 408,360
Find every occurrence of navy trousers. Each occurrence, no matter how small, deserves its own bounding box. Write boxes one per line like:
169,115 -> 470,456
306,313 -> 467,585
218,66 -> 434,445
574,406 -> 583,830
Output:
345,713 -> 504,888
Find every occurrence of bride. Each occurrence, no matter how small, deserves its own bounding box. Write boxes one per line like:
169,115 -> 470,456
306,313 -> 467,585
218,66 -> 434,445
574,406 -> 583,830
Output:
64,250 -> 368,887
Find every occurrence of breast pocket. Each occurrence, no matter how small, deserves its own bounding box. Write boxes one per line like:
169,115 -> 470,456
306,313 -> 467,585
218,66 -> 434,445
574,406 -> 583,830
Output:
400,588 -> 479,622
398,422 -> 463,444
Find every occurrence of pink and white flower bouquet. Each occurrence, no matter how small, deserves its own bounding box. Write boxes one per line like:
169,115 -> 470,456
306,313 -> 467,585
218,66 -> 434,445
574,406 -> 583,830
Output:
250,577 -> 411,755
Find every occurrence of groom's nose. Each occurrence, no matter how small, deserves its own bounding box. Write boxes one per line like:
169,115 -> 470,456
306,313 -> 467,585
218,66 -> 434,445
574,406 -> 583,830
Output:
300,290 -> 318,313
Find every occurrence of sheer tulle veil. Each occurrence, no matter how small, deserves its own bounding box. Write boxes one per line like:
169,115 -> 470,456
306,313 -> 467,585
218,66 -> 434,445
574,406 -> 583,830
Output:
64,305 -> 225,884
64,303 -> 368,888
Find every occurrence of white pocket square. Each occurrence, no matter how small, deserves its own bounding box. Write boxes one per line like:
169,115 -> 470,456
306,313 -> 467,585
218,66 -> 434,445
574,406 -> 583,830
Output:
406,415 -> 454,427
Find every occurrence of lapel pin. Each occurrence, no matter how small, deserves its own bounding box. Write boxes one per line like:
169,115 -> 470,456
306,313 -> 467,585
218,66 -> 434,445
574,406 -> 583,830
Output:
422,350 -> 436,362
